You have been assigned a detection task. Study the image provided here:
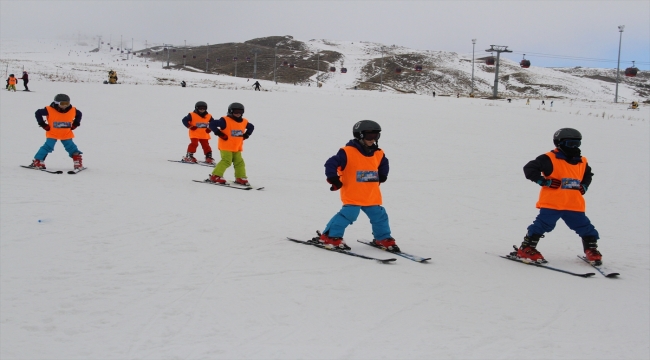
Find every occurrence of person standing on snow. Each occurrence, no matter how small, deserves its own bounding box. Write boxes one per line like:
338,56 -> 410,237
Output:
206,102 -> 255,186
252,81 -> 261,91
181,101 -> 216,165
315,120 -> 399,252
19,71 -> 29,91
28,94 -> 84,170
7,74 -> 17,92
514,128 -> 602,265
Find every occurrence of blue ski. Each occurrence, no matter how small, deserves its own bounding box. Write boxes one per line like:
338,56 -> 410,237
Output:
577,255 -> 620,278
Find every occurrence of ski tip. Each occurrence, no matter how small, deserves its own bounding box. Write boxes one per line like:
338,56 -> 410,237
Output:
378,258 -> 397,264
584,273 -> 596,278
606,273 -> 620,278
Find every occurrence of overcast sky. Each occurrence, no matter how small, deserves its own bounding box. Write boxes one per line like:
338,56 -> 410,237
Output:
1,0 -> 648,69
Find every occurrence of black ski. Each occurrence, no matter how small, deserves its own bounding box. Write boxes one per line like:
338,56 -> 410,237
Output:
20,165 -> 63,174
168,159 -> 214,167
500,253 -> 595,277
68,167 -> 87,174
357,240 -> 430,262
287,237 -> 396,263
192,179 -> 264,191
577,256 -> 620,278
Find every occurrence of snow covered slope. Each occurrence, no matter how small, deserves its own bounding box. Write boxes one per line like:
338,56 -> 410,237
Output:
1,39 -> 649,359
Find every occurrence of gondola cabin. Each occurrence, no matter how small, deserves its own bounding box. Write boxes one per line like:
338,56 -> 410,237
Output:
485,57 -> 495,66
289,63 -> 295,68
192,55 -> 196,59
625,61 -> 639,77
341,67 -> 348,73
282,61 -> 289,67
520,59 -> 531,68
395,67 -> 402,74
233,57 -> 238,62
246,57 -> 251,63
329,67 -> 336,72
414,65 -> 423,72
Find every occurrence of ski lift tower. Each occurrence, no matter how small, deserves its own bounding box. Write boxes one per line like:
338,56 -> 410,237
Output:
251,48 -> 261,79
485,45 -> 512,98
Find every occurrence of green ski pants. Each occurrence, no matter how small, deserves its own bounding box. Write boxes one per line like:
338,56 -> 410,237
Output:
212,150 -> 246,178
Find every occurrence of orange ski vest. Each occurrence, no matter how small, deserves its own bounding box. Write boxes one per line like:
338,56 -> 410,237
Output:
187,112 -> 212,140
536,151 -> 587,212
338,146 -> 384,206
218,116 -> 248,152
44,106 -> 76,140
8,77 -> 17,85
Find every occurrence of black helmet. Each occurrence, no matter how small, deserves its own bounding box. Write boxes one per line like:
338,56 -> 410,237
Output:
228,102 -> 245,115
54,94 -> 70,102
195,101 -> 207,111
553,128 -> 582,146
352,120 -> 382,140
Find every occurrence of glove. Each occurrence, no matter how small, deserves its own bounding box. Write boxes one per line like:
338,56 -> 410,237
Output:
243,133 -> 250,140
189,126 -> 197,130
577,184 -> 588,195
216,131 -> 228,140
536,178 -> 561,188
205,128 -> 211,134
379,175 -> 387,183
327,176 -> 343,191
71,124 -> 78,130
42,124 -> 50,131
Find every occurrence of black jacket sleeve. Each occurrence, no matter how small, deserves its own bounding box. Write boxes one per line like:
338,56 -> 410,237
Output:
582,163 -> 593,187
72,109 -> 82,127
523,154 -> 553,182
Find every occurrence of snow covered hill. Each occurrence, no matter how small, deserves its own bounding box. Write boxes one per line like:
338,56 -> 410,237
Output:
1,37 -> 647,102
1,38 -> 649,359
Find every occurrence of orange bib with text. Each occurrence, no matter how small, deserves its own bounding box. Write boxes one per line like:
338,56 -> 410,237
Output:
45,106 -> 76,140
536,151 -> 587,212
338,146 -> 384,206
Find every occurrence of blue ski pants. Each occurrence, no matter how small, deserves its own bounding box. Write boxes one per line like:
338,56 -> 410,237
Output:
527,208 -> 599,239
323,205 -> 391,239
35,138 -> 82,160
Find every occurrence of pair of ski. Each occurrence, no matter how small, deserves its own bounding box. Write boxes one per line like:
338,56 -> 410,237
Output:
500,247 -> 619,278
192,179 -> 264,191
21,165 -> 87,175
288,232 -> 430,264
168,159 -> 215,167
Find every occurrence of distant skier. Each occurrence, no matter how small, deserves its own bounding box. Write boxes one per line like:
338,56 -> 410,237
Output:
28,94 -> 84,170
542,100 -> 546,105
19,71 -> 29,91
107,70 -> 118,84
432,91 -> 436,97
181,101 -> 216,165
7,74 -> 17,92
315,120 -> 399,252
514,128 -> 602,265
252,81 -> 261,91
206,102 -> 255,186
181,81 -> 186,88
526,98 -> 530,105
551,101 -> 554,107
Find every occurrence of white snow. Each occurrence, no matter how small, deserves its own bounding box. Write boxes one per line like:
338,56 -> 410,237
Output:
1,38 -> 649,359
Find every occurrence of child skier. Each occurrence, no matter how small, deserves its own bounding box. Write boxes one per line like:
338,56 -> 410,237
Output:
28,94 -> 83,170
315,120 -> 399,252
516,128 -> 602,264
206,102 -> 255,186
181,101 -> 215,164
7,74 -> 17,92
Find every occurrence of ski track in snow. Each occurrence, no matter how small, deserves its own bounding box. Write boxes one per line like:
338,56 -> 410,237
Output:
0,38 -> 649,359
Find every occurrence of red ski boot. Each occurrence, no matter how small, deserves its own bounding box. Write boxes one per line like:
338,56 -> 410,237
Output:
516,234 -> 546,263
316,232 -> 351,250
372,238 -> 401,252
204,152 -> 216,165
182,153 -> 197,163
582,236 -> 602,265
208,174 -> 227,184
235,178 -> 250,186
72,153 -> 83,169
30,159 -> 46,169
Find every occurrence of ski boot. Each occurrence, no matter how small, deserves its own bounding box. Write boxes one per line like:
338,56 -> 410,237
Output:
514,234 -> 546,263
372,238 -> 401,252
207,174 -> 227,184
30,159 -> 46,169
204,152 -> 216,165
582,236 -> 602,265
72,153 -> 83,169
182,152 -> 197,163
235,178 -> 250,186
315,231 -> 351,250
